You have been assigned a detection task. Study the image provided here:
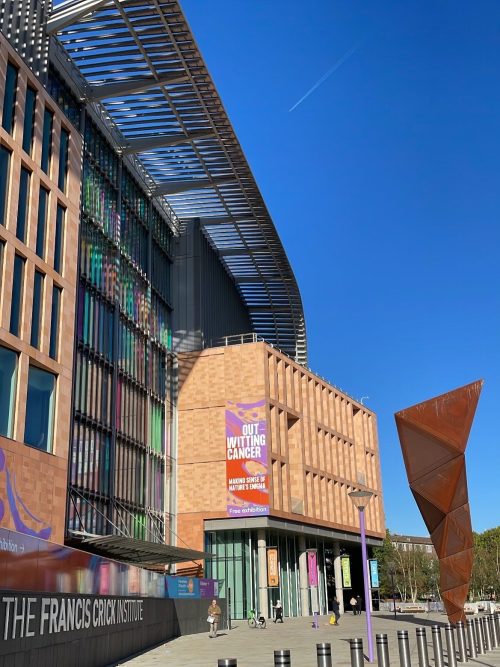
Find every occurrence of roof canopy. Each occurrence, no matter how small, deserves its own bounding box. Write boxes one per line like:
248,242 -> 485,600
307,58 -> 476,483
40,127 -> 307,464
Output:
48,0 -> 307,363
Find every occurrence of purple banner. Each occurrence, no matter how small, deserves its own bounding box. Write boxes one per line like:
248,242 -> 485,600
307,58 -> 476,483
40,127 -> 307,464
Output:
226,400 -> 269,517
307,549 -> 318,587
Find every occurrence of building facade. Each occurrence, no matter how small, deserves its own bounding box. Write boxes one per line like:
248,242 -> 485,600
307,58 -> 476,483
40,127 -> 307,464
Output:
0,34 -> 81,544
176,341 -> 385,618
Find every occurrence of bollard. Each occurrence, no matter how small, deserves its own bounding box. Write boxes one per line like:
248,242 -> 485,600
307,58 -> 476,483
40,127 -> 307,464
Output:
489,614 -> 498,648
350,638 -> 365,667
474,617 -> 485,655
398,630 -> 411,667
455,621 -> 468,663
217,660 -> 237,667
432,625 -> 444,667
465,618 -> 477,658
466,619 -> 476,659
416,628 -> 429,667
482,616 -> 492,652
274,649 -> 291,666
495,612 -> 500,644
377,634 -> 390,667
317,642 -> 332,667
445,624 -> 457,667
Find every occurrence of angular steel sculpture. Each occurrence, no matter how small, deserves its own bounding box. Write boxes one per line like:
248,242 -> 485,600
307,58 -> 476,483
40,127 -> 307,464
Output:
395,380 -> 483,624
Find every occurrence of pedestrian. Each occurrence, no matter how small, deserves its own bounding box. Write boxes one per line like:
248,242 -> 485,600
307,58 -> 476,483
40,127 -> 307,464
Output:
356,594 -> 362,613
331,597 -> 340,626
207,598 -> 222,638
273,599 -> 283,623
350,596 -> 358,615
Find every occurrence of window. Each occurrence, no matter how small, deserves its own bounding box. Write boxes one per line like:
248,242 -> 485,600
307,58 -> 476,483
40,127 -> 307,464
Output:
9,254 -> 25,336
24,366 -> 56,452
54,204 -> 65,273
0,145 -> 10,226
31,270 -> 44,349
22,87 -> 36,155
58,128 -> 69,192
16,167 -> 31,242
36,187 -> 48,258
49,285 -> 61,360
2,62 -> 18,134
0,346 -> 17,438
41,108 -> 54,174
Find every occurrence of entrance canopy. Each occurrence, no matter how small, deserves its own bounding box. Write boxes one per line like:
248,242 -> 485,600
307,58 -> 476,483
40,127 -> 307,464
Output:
68,533 -> 212,569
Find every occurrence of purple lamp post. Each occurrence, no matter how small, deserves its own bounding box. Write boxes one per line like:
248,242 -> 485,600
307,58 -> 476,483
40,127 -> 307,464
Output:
349,490 -> 374,663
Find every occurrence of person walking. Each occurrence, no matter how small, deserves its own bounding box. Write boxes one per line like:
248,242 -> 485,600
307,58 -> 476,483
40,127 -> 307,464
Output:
207,598 -> 222,638
350,596 -> 358,615
356,594 -> 362,614
331,597 -> 340,626
273,599 -> 283,623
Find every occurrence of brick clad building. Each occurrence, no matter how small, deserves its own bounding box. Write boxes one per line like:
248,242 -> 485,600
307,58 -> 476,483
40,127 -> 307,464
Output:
0,35 -> 82,544
177,340 -> 385,618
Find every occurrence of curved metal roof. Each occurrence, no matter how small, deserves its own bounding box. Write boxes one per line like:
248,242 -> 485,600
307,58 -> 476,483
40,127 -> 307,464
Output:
48,0 -> 307,364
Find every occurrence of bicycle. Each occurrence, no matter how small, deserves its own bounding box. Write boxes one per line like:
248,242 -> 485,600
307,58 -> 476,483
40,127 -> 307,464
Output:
247,608 -> 266,629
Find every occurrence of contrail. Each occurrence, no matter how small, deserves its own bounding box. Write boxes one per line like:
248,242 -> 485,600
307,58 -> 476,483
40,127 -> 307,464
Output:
289,44 -> 359,112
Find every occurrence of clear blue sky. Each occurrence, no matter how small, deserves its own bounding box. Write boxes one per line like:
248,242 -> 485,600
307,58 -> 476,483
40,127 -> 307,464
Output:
181,0 -> 500,535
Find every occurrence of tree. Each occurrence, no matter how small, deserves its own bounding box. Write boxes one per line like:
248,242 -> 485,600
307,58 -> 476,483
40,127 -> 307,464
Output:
373,530 -> 439,602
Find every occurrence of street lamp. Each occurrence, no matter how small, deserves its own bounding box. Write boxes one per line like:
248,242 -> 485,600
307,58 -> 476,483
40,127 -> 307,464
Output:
349,490 -> 374,663
387,562 -> 397,620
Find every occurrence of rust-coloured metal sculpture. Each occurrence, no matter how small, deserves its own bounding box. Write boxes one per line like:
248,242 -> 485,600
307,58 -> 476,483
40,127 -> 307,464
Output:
395,380 -> 483,624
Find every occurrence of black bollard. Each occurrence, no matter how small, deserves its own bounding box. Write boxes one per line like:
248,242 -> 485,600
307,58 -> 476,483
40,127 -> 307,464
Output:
377,634 -> 390,667
416,628 -> 429,667
398,630 -> 411,667
317,642 -> 332,667
455,621 -> 468,663
351,638 -> 365,667
482,616 -> 492,652
445,623 -> 457,667
218,660 -> 237,667
474,617 -> 485,655
495,612 -> 500,645
489,614 -> 498,648
274,649 -> 291,666
466,619 -> 476,659
432,625 -> 444,667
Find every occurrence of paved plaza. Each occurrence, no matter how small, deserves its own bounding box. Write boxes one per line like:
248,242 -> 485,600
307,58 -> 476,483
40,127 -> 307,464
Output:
121,612 -> 500,667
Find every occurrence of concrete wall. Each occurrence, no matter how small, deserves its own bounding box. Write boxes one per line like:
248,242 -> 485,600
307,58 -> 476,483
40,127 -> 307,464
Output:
0,591 -> 227,667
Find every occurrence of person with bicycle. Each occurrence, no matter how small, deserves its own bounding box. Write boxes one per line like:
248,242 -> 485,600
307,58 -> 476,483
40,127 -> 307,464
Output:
207,598 -> 222,638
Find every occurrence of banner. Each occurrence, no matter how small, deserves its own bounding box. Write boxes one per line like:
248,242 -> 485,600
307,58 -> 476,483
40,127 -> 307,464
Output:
267,548 -> 279,587
369,559 -> 379,588
226,400 -> 269,517
341,556 -> 351,588
307,549 -> 318,587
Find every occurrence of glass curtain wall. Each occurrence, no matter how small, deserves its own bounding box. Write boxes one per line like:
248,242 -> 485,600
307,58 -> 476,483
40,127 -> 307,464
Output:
64,98 -> 175,544
205,530 -> 331,619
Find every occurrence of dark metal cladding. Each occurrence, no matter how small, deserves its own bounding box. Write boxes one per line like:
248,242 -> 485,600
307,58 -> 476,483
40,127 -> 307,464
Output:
395,380 -> 483,624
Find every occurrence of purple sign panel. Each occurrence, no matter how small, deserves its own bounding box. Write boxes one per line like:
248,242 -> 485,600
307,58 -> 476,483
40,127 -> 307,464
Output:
226,400 -> 269,518
307,549 -> 318,587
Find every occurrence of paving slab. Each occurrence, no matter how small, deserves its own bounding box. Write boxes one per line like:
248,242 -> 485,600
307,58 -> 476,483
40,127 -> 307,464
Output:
120,612 -> 500,667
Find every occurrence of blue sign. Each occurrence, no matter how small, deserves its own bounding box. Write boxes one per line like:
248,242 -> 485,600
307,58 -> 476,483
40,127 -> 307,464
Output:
166,576 -> 199,598
369,559 -> 379,588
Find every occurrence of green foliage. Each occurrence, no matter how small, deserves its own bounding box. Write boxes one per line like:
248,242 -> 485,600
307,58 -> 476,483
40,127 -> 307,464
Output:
376,526 -> 500,603
470,526 -> 500,600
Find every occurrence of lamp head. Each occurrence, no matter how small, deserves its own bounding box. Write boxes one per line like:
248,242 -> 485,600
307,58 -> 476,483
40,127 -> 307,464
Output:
348,490 -> 374,511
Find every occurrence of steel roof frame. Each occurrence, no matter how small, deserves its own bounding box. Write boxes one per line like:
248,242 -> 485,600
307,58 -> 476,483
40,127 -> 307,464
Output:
49,0 -> 307,363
